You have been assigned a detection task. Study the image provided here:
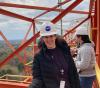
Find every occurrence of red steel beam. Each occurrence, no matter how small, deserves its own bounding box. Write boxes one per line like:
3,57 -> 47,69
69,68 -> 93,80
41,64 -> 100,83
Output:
91,0 -> 97,51
96,0 -> 100,67
63,17 -> 90,37
0,8 -> 33,22
20,24 -> 33,46
33,0 -> 71,19
0,2 -> 69,12
0,32 -> 40,68
70,10 -> 89,14
0,2 -> 89,14
32,21 -> 37,54
20,23 -> 34,64
88,0 -> 95,17
51,0 -> 83,23
0,81 -> 29,88
32,21 -> 36,35
0,31 -> 25,64
0,2 -> 61,11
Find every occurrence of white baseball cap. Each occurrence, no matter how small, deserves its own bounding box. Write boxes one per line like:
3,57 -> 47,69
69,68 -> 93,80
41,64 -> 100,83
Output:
73,27 -> 89,39
73,27 -> 89,38
40,22 -> 58,37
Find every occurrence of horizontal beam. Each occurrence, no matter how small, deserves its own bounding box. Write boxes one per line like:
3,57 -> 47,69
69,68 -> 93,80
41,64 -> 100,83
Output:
0,2 -> 89,14
33,0 -> 70,19
0,81 -> 29,88
0,8 -> 33,22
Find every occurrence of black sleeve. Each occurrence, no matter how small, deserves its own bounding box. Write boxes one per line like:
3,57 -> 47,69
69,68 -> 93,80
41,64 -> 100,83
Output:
32,54 -> 42,79
67,54 -> 81,88
62,41 -> 81,88
29,54 -> 43,88
29,79 -> 43,88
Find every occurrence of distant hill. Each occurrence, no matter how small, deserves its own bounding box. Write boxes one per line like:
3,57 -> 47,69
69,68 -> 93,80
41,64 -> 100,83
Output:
0,40 -> 22,53
0,40 -> 21,44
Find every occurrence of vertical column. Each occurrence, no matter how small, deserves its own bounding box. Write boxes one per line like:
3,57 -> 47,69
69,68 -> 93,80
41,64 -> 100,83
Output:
96,0 -> 100,67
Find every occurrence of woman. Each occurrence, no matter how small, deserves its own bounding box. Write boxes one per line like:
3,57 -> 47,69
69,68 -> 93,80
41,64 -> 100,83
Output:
74,27 -> 96,88
29,22 -> 81,88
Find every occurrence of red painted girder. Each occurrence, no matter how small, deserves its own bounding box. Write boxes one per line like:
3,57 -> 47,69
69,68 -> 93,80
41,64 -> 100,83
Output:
51,0 -> 83,23
0,8 -> 33,22
0,2 -> 60,11
0,2 -> 89,14
0,81 -> 29,88
0,1 -> 68,12
63,17 -> 90,37
96,0 -> 100,67
20,24 -> 33,45
0,32 -> 40,68
71,10 -> 89,14
0,1 -> 70,11
0,31 -> 25,64
88,0 -> 95,16
33,0 -> 71,19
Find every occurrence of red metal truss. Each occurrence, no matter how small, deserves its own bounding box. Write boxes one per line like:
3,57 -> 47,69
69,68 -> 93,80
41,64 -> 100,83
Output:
32,21 -> 36,35
0,0 -> 89,26
33,0 -> 71,19
0,2 -> 89,14
0,0 -> 99,87
0,32 -> 40,68
96,0 -> 100,67
88,0 -> 96,16
0,81 -> 29,88
63,17 -> 90,37
51,0 -> 83,23
21,22 -> 36,64
0,0 -> 91,68
0,8 -> 33,22
20,24 -> 33,46
0,31 -> 25,64
0,0 -> 70,11
17,23 -> 34,64
0,1 -> 71,24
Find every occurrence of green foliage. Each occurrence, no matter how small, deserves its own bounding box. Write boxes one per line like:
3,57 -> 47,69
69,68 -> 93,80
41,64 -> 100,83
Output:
0,40 -> 33,76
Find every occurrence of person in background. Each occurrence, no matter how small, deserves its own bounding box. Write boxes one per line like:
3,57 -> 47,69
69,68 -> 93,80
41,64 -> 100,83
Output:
73,27 -> 96,88
29,22 -> 81,88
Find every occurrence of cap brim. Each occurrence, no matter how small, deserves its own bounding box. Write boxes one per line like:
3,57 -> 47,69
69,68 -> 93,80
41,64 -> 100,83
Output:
40,32 -> 57,37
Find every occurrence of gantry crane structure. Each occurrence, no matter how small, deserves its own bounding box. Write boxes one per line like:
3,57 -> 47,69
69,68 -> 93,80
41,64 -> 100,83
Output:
0,0 -> 100,88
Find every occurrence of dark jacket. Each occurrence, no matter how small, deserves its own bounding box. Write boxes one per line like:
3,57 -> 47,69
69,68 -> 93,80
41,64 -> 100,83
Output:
29,38 -> 81,88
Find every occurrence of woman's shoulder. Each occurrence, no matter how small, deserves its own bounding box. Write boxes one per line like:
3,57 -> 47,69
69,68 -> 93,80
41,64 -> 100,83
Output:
34,50 -> 43,61
81,43 -> 94,50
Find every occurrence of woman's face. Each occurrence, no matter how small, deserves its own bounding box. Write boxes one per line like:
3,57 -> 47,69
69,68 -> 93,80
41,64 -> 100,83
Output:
43,34 -> 56,49
75,36 -> 82,45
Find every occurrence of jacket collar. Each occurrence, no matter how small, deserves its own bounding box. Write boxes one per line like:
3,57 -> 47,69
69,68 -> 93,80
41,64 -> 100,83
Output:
41,38 -> 69,54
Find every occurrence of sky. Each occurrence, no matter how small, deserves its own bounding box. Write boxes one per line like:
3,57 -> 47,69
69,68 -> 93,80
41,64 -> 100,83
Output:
0,0 -> 90,40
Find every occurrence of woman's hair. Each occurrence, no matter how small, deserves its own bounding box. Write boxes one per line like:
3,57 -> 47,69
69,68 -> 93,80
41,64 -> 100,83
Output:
37,37 -> 44,49
56,35 -> 68,45
77,35 -> 91,43
38,35 -> 68,49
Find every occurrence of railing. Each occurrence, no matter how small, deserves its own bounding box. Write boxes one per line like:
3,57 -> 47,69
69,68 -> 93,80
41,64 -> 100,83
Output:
0,74 -> 32,88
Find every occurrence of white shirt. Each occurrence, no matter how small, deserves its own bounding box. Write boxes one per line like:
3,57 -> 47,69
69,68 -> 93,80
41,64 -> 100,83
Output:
75,43 -> 96,77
